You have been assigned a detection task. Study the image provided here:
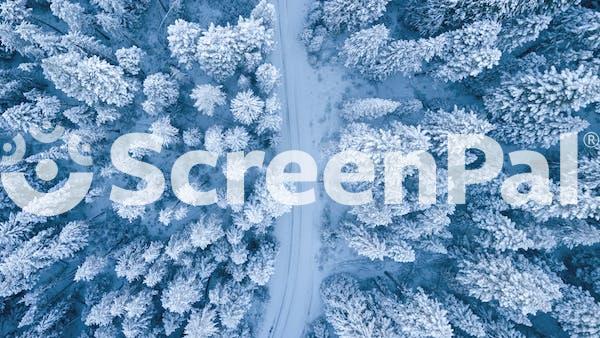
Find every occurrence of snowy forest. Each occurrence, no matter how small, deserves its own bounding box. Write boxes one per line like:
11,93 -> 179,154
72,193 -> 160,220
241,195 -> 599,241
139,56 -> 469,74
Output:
0,0 -> 599,338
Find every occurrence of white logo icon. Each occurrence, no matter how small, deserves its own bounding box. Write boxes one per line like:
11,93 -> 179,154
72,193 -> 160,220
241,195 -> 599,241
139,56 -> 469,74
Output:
1,125 -> 93,216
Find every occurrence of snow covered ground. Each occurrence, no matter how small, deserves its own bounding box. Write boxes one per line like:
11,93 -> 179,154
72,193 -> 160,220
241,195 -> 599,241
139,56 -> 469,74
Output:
258,0 -> 350,336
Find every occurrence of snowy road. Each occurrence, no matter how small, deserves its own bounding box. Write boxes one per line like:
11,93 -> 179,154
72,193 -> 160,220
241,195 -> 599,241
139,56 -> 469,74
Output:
257,0 -> 348,337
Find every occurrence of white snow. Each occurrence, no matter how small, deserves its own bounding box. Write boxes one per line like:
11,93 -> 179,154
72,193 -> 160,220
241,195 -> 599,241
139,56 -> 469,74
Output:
258,0 -> 349,336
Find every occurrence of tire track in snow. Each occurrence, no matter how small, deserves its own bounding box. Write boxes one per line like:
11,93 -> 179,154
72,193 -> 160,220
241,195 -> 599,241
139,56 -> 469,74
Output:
260,0 -> 348,335
260,0 -> 319,336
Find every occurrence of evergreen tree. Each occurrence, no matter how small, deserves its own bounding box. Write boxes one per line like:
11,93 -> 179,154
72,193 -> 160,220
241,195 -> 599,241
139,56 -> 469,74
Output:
321,274 -> 397,337
190,84 -> 226,116
457,254 -> 563,315
341,98 -> 400,121
189,215 -> 224,250
434,20 -> 502,82
50,0 -> 91,33
321,0 -> 391,32
6,21 -> 62,58
378,288 -> 453,338
209,281 -> 254,330
246,239 -> 277,285
149,116 -> 179,147
422,106 -> 495,160
255,63 -> 281,94
486,65 -> 600,147
182,127 -> 203,147
442,294 -> 486,337
0,221 -> 88,297
74,255 -> 108,282
553,286 -> 600,337
375,36 -> 444,79
195,14 -> 274,81
196,23 -> 240,81
142,73 -> 179,115
42,52 -> 137,107
341,24 -> 392,79
0,213 -> 40,248
405,0 -> 574,36
161,274 -> 203,314
341,220 -> 416,262
223,126 -> 251,152
90,0 -> 150,30
85,291 -> 119,326
115,46 -> 144,75
550,6 -> 600,52
342,20 -> 501,81
236,16 -> 275,71
115,241 -> 149,283
204,124 -> 225,155
337,121 -> 431,165
167,19 -> 202,69
0,0 -> 31,25
1,91 -> 61,131
498,14 -> 552,53
184,306 -> 219,338
230,90 -> 264,125
251,0 -> 276,26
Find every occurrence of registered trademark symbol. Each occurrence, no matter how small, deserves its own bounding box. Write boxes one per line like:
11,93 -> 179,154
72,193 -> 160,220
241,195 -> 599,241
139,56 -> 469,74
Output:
584,132 -> 600,148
